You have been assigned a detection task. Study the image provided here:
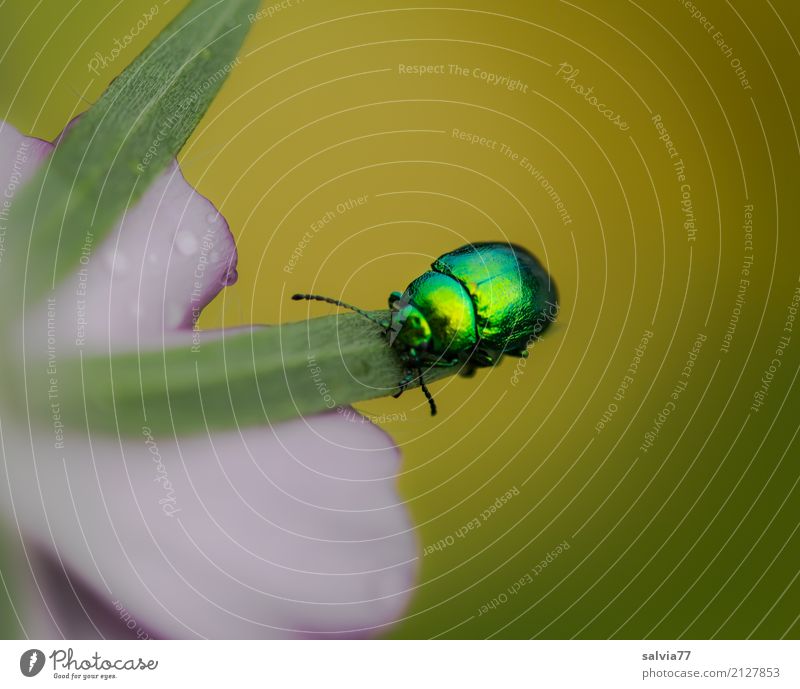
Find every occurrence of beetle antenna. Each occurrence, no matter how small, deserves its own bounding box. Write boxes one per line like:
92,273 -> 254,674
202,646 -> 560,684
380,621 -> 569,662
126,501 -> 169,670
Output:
417,369 -> 437,416
292,293 -> 388,328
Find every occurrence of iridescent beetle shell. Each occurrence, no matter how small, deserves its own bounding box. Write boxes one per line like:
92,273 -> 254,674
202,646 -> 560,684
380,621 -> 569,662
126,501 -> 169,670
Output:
389,242 -> 558,370
293,242 -> 558,415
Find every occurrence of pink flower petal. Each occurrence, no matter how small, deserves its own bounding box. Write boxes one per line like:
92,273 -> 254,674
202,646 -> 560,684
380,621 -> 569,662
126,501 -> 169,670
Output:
1,120 -> 418,638
0,122 -> 54,187
4,411 -> 417,639
29,160 -> 238,350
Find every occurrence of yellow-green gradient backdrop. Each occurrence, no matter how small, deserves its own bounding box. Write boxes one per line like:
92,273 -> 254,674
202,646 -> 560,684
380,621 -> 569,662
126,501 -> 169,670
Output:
1,0 -> 798,639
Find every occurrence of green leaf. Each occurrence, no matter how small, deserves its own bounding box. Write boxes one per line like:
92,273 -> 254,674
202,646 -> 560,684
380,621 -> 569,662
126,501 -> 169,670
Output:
1,0 -> 259,313
54,312 -> 457,436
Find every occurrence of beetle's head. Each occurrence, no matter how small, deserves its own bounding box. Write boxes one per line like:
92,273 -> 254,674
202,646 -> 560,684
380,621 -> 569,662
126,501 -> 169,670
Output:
387,291 -> 432,351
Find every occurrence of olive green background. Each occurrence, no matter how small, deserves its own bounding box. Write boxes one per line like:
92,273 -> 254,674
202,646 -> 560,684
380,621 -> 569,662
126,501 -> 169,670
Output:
1,0 -> 798,639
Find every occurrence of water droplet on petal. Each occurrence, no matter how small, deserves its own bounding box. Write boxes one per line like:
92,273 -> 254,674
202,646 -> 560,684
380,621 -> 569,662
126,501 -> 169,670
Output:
223,268 -> 238,286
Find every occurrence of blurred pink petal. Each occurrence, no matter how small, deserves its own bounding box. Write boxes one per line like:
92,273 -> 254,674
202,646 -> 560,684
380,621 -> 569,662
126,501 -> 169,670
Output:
0,120 -> 418,639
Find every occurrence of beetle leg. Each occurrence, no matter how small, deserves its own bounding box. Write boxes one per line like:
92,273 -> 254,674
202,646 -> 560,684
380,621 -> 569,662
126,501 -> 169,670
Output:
459,363 -> 478,378
505,347 -> 529,358
470,351 -> 495,367
417,368 -> 437,416
392,370 -> 414,398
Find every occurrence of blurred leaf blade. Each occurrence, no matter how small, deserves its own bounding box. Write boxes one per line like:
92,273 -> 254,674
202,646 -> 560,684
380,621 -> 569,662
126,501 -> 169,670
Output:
1,0 -> 259,312
56,312 -> 458,436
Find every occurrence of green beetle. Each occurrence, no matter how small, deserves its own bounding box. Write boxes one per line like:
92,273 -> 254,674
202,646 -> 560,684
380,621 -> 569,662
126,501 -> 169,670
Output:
293,242 -> 558,415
